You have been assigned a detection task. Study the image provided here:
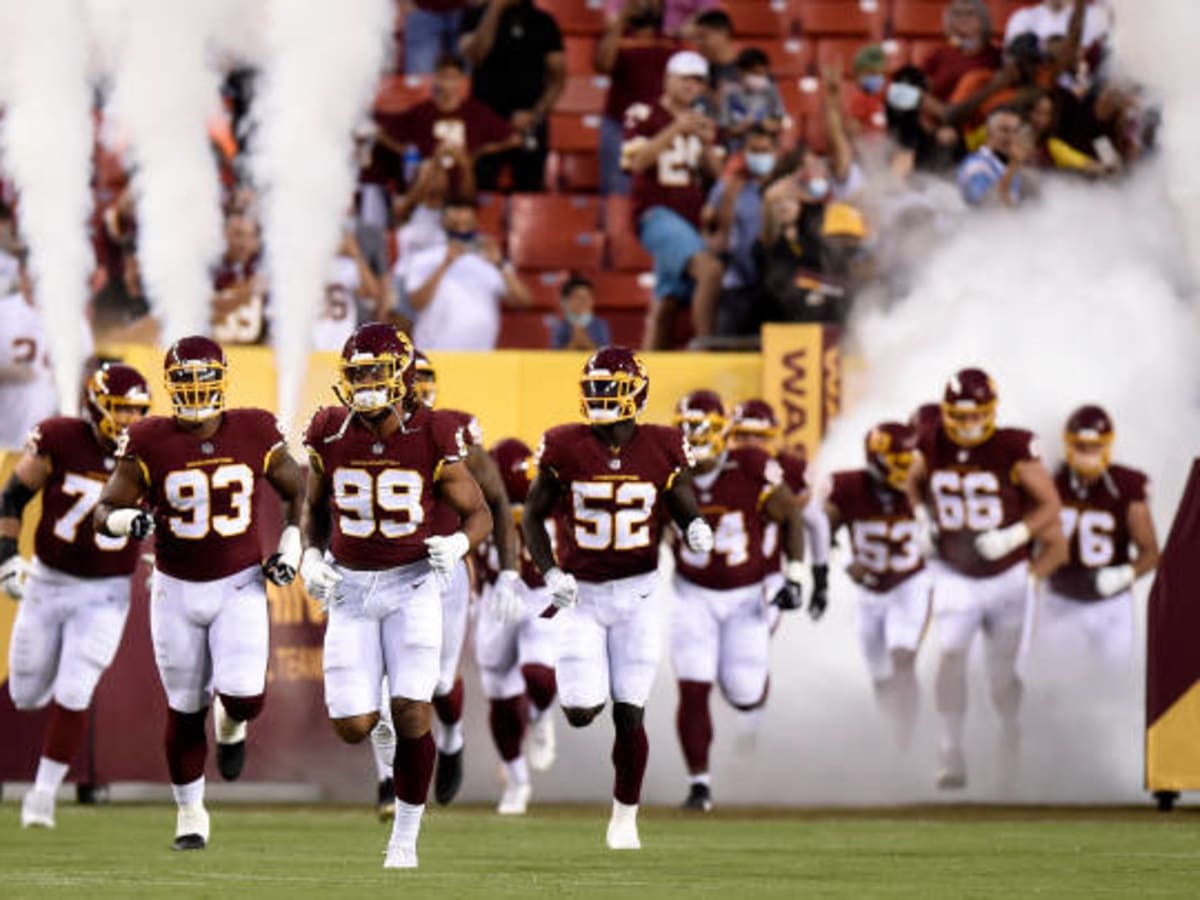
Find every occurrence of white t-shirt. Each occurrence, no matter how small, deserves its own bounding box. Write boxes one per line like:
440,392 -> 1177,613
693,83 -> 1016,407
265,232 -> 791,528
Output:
312,255 -> 361,352
1004,1 -> 1111,49
0,291 -> 58,450
404,246 -> 505,351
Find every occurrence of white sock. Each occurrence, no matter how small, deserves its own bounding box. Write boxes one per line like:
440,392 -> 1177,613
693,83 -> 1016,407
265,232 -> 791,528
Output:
371,728 -> 395,783
611,798 -> 638,822
438,721 -> 464,754
33,757 -> 69,794
689,772 -> 711,788
940,713 -> 966,752
504,756 -> 529,786
389,800 -> 424,849
171,776 -> 205,809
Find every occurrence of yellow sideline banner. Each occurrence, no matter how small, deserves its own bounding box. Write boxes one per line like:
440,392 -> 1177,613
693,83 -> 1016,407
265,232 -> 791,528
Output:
761,325 -> 841,461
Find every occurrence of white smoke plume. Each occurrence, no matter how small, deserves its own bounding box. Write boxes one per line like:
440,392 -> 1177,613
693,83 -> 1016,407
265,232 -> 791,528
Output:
92,0 -> 226,342
0,0 -> 95,413
251,0 -> 391,433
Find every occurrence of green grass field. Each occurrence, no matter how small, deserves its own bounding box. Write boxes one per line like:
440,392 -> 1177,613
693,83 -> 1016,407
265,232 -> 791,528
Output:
2,804 -> 1199,899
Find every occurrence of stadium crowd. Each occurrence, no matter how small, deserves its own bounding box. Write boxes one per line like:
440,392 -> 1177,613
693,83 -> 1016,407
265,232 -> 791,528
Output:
0,1 -> 1156,421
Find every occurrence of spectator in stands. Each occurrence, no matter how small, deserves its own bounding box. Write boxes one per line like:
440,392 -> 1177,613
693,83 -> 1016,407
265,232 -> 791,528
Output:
691,9 -> 739,93
703,125 -> 777,336
91,253 -> 155,343
942,31 -> 1049,139
403,196 -> 532,350
886,65 -> 964,172
550,275 -> 612,350
595,0 -> 679,196
313,226 -> 385,351
211,213 -> 268,345
623,50 -> 724,349
459,0 -> 566,193
405,0 -> 472,75
846,45 -> 889,135
958,107 -> 1030,207
1004,0 -> 1110,56
921,0 -> 1002,102
605,0 -> 717,38
717,48 -> 785,147
380,52 -> 519,180
1023,89 -> 1111,175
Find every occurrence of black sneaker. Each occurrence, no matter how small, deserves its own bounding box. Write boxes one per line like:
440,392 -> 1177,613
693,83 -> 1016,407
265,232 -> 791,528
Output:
682,782 -> 713,812
172,833 -> 207,851
434,749 -> 463,805
216,740 -> 246,781
377,777 -> 396,821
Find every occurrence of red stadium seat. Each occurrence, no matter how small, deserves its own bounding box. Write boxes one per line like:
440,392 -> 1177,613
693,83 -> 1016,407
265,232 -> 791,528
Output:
604,310 -> 648,347
815,37 -> 909,74
892,0 -> 949,38
537,0 -> 606,36
751,38 -> 816,77
373,75 -> 431,114
497,309 -> 553,348
726,3 -> 789,39
603,195 -> 654,272
557,75 -> 609,114
794,1 -> 884,38
510,194 -> 605,270
548,112 -> 604,153
564,36 -> 598,75
552,152 -> 601,192
523,271 -> 573,310
477,193 -> 506,244
590,271 -> 654,310
777,76 -> 823,120
511,193 -> 602,231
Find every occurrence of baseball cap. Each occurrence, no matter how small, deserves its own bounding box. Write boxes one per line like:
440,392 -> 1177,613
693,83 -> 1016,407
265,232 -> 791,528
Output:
666,50 -> 709,79
822,203 -> 868,239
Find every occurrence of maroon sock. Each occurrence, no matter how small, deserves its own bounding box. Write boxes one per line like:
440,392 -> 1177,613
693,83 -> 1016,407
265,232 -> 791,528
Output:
217,692 -> 264,723
432,677 -> 464,726
676,680 -> 713,775
165,708 -> 209,784
42,702 -> 87,765
521,663 -> 557,713
611,722 -> 649,806
489,697 -> 526,762
393,732 -> 436,805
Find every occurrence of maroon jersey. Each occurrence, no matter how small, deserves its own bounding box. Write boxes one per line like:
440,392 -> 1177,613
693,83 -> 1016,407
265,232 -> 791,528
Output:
764,449 -> 808,569
624,101 -> 707,225
304,404 -> 465,571
537,422 -> 691,583
828,469 -> 924,593
27,417 -> 140,579
919,426 -> 1038,577
430,408 -> 482,537
604,36 -> 680,122
121,408 -> 284,582
382,97 -> 514,159
1049,463 -> 1148,602
674,446 -> 781,590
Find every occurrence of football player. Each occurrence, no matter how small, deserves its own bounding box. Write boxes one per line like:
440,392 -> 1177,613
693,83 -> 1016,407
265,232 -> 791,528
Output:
94,337 -> 305,850
1040,406 -> 1159,666
910,368 -> 1067,789
814,422 -> 932,749
473,438 -> 560,815
522,346 -> 714,850
669,390 -> 808,813
1,363 -> 150,829
299,324 -> 492,869
404,349 -> 520,807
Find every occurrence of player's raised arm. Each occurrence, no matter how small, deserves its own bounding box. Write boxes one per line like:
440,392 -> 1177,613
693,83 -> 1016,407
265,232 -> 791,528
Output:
1014,457 -> 1068,578
94,456 -> 153,540
466,443 -> 517,572
262,444 -> 305,586
0,448 -> 51,599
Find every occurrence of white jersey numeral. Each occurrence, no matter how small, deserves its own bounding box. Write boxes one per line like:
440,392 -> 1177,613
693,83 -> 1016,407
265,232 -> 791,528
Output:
571,481 -> 657,551
333,468 -> 425,539
55,473 -> 129,551
850,519 -> 921,574
1060,507 -> 1116,567
679,511 -> 749,569
163,464 -> 255,540
930,470 -> 1003,531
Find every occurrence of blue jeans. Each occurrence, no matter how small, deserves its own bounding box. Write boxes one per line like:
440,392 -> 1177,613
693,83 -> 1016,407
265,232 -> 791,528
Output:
599,115 -> 630,196
405,8 -> 464,75
637,206 -> 704,304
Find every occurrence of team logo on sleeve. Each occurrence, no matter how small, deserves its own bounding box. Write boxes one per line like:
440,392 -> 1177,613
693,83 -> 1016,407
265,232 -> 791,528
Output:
22,425 -> 42,456
680,433 -> 698,469
114,429 -> 130,458
467,417 -> 484,447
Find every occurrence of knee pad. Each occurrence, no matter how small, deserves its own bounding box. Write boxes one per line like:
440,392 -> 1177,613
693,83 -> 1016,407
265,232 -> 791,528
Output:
612,702 -> 644,733
563,703 -> 604,728
391,698 -> 433,739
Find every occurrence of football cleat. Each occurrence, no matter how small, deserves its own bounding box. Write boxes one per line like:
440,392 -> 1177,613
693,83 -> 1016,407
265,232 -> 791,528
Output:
526,713 -> 557,772
606,800 -> 641,850
377,777 -> 397,822
434,749 -> 463,805
865,422 -> 918,490
682,782 -> 713,812
20,788 -> 55,829
936,745 -> 967,791
164,336 -> 227,424
172,803 -> 210,851
580,346 -> 649,424
84,362 -> 151,447
383,843 -> 418,869
497,782 -> 531,816
941,368 -> 997,447
213,697 -> 247,782
1064,404 -> 1115,479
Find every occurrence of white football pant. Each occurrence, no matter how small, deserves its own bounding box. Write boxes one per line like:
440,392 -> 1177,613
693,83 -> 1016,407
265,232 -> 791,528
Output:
855,571 -> 933,681
436,559 -> 471,696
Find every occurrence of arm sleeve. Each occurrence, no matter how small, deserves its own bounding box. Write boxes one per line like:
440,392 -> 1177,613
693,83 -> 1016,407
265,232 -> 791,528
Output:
540,10 -> 564,53
1047,137 -> 1096,171
803,495 -> 831,566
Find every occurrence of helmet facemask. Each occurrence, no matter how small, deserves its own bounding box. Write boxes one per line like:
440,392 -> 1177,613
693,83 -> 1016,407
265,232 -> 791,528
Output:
580,370 -> 645,423
1065,431 -> 1113,480
941,401 -> 995,447
338,356 -> 404,414
165,360 -> 226,423
676,412 -> 727,463
413,367 -> 437,408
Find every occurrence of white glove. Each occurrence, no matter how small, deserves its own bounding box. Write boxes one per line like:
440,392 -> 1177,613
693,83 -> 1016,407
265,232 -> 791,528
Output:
914,505 -> 937,558
106,507 -> 154,540
544,566 -> 579,610
300,547 -> 343,609
424,531 -> 470,577
490,570 -> 524,624
1095,564 -> 1136,598
0,554 -> 29,600
264,525 -> 302,586
974,522 -> 1030,561
685,517 -> 714,554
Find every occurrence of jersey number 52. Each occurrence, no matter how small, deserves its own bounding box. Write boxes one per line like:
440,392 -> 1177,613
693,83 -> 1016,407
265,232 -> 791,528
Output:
572,481 -> 656,551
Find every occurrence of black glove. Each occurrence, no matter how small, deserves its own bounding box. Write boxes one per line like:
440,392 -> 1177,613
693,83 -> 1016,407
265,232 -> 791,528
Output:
0,536 -> 17,564
808,564 -> 829,621
128,511 -> 155,541
263,554 -> 297,586
771,578 -> 804,611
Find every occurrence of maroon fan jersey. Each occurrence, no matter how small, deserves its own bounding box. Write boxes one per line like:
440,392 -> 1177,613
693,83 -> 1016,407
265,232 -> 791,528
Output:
764,449 -> 808,570
27,417 -> 141,579
429,408 -> 482,537
918,427 -> 1038,578
674,446 -> 781,590
624,101 -> 707,225
120,408 -> 284,582
828,469 -> 924,593
381,98 -> 514,159
1049,463 -> 1148,602
604,36 -> 680,122
304,404 -> 465,571
537,422 -> 691,583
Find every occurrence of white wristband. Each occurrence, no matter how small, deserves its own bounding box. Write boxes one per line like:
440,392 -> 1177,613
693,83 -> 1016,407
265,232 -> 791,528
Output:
105,508 -> 141,537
